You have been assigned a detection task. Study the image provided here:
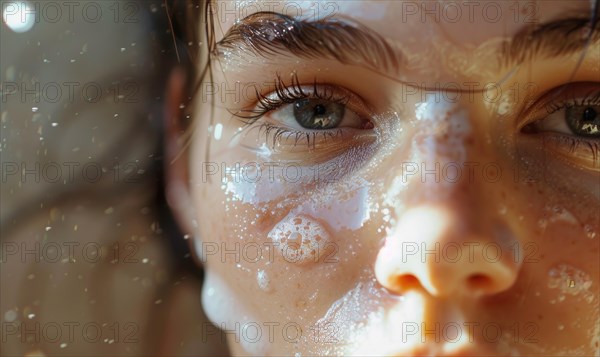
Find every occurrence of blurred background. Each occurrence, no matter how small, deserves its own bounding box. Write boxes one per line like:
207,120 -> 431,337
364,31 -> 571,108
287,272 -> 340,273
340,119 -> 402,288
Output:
1,1 -> 228,355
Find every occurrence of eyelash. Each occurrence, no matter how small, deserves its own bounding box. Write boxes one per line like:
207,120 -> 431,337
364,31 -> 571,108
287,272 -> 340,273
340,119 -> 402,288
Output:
233,72 -> 349,124
253,122 -> 345,149
536,88 -> 600,158
234,77 -> 599,157
543,90 -> 600,115
232,73 -> 353,148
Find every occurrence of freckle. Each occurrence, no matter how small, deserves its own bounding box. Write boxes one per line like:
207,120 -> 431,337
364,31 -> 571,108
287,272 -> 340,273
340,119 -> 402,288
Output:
296,300 -> 306,308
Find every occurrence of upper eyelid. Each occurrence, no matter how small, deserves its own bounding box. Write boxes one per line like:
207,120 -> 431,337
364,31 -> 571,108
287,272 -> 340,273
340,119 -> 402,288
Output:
233,80 -> 353,123
539,85 -> 600,115
518,83 -> 600,129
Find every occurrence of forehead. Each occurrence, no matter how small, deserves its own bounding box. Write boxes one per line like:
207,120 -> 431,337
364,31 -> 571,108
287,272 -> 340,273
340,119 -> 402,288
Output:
213,0 -> 591,45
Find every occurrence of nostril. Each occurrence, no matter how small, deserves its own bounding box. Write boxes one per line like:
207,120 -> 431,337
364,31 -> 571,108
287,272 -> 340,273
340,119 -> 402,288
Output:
467,274 -> 493,291
389,274 -> 421,292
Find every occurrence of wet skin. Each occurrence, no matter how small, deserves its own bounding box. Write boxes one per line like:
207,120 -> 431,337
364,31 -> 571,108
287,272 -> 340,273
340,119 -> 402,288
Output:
167,1 -> 600,355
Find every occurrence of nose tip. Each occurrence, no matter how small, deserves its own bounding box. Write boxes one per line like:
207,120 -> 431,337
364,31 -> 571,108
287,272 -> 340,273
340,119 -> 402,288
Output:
374,206 -> 520,298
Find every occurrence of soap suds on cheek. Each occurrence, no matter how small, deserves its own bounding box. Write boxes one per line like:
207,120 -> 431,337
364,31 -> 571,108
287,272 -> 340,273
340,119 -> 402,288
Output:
547,263 -> 595,304
296,178 -> 372,231
302,272 -> 435,356
537,204 -> 580,232
301,274 -> 391,356
267,214 -> 332,265
542,263 -> 599,354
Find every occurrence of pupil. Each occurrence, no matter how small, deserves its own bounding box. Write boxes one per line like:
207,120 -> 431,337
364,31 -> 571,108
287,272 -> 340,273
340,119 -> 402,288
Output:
293,99 -> 344,129
582,107 -> 597,122
314,104 -> 327,116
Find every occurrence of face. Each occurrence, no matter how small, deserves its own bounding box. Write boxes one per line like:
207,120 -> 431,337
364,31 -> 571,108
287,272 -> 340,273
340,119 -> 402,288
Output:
170,0 -> 600,355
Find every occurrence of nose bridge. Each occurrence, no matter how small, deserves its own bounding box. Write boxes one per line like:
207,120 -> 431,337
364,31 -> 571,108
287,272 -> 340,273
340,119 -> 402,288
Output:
394,97 -> 484,205
375,97 -> 520,298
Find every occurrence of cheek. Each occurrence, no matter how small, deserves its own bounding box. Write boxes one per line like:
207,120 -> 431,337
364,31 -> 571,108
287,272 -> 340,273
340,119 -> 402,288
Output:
490,182 -> 600,352
193,158 -> 384,322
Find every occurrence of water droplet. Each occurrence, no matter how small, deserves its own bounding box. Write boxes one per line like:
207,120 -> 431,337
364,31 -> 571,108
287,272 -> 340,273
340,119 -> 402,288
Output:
4,309 -> 17,322
5,66 -> 15,81
584,225 -> 597,239
32,107 -> 39,113
257,270 -> 272,292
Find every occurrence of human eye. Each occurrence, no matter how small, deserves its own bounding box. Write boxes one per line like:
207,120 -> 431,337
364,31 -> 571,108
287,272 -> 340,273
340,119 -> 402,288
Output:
520,82 -> 600,170
234,73 -> 375,153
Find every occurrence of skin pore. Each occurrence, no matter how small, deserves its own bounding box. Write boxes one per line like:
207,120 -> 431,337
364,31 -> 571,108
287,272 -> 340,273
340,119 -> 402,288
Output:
167,0 -> 599,356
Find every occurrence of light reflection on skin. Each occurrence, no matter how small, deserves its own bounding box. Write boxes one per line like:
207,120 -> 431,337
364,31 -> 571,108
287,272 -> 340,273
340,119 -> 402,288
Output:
167,0 -> 600,355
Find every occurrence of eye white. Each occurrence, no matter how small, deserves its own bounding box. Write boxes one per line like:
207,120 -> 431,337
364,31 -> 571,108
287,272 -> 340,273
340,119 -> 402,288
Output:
534,108 -> 572,134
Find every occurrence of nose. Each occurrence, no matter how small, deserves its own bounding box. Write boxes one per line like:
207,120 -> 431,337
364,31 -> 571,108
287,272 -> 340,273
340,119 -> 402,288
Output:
374,100 -> 521,298
375,205 -> 520,297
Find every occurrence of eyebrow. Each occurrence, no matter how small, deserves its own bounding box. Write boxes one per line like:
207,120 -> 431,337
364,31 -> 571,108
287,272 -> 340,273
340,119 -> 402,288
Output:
215,10 -> 599,74
214,12 -> 403,73
502,16 -> 600,67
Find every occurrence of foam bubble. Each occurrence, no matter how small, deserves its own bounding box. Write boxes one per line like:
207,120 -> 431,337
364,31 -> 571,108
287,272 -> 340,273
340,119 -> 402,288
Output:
547,264 -> 594,303
267,214 -> 331,265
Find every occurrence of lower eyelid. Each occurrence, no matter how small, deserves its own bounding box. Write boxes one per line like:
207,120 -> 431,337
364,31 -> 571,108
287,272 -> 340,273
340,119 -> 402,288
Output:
539,134 -> 600,171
